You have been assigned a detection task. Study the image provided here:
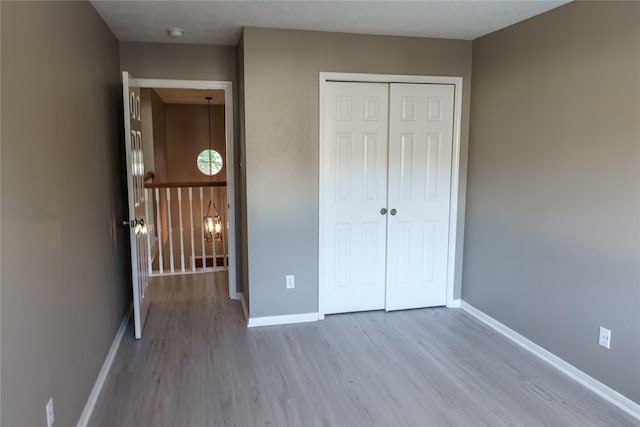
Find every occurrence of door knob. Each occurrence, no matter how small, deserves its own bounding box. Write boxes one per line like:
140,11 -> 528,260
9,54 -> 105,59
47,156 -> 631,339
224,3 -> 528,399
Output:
121,218 -> 145,227
390,209 -> 397,216
380,208 -> 387,215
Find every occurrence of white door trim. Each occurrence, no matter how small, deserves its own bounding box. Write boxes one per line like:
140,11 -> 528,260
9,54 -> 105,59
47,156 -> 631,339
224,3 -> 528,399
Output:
136,78 -> 238,301
318,72 -> 465,319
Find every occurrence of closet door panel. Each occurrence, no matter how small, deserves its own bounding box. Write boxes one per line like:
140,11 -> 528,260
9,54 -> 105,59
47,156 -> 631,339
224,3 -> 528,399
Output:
386,83 -> 455,311
322,82 -> 389,314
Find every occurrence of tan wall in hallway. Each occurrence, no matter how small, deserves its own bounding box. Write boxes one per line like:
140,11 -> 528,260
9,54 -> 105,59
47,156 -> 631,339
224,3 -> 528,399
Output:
157,103 -> 229,268
150,89 -> 169,183
140,89 -> 156,174
1,2 -> 128,426
165,104 -> 226,183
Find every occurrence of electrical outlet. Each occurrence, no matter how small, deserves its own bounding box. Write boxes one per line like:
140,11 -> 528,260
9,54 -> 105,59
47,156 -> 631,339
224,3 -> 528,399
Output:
45,397 -> 55,427
286,275 -> 295,289
599,327 -> 611,349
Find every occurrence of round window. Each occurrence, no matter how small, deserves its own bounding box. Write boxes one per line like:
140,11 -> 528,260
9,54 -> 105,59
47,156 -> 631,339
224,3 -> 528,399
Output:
197,149 -> 223,176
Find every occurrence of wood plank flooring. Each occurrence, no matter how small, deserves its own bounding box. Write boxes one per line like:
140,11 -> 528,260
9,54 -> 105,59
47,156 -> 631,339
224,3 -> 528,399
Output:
89,273 -> 637,427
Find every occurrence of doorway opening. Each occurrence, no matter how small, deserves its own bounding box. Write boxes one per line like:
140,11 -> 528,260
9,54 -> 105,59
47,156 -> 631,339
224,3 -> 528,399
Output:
138,80 -> 237,300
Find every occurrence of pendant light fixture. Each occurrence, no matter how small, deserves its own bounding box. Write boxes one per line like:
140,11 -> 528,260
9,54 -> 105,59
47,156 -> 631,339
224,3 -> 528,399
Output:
203,96 -> 222,241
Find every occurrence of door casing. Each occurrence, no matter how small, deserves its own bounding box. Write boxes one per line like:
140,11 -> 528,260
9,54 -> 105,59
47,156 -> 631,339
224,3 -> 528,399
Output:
136,78 -> 239,301
318,72 -> 465,319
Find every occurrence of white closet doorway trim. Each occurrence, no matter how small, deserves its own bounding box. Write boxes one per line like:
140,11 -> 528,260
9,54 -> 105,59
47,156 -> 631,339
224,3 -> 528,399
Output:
318,72 -> 465,319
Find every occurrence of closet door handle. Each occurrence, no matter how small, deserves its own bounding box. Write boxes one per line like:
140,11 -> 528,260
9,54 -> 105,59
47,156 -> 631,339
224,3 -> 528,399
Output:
380,208 -> 387,215
390,209 -> 397,216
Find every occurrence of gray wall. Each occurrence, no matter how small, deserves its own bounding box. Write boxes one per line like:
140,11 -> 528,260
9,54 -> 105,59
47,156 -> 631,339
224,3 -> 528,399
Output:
1,2 -> 129,426
120,42 -> 237,83
464,1 -> 640,404
242,27 -> 472,317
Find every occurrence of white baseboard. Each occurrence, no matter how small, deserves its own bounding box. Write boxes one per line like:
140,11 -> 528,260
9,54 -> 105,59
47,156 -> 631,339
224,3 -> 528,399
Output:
247,312 -> 319,328
448,298 -> 461,308
239,292 -> 249,325
232,291 -> 242,301
460,301 -> 640,421
76,306 -> 132,427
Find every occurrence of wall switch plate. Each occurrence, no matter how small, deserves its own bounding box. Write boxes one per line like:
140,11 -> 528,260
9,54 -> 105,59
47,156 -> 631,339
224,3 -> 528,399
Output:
286,275 -> 295,289
46,397 -> 55,427
599,327 -> 611,349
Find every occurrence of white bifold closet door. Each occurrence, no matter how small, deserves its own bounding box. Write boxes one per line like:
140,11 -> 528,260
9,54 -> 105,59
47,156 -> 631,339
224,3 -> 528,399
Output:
322,82 -> 389,315
385,83 -> 455,310
322,81 -> 454,314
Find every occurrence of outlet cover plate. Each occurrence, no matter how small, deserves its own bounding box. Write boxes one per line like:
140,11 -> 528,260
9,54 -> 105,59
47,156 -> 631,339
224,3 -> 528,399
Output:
286,275 -> 295,289
599,327 -> 611,349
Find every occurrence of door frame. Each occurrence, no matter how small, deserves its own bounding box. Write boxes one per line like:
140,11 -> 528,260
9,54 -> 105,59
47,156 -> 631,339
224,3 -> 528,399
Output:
136,78 -> 238,301
318,72 -> 465,318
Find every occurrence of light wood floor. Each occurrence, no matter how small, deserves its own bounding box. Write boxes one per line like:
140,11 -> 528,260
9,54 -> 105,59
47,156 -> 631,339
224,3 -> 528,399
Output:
89,273 -> 637,427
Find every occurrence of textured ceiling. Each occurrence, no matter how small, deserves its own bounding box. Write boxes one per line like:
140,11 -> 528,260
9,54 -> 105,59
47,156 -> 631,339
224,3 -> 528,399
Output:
91,1 -> 569,45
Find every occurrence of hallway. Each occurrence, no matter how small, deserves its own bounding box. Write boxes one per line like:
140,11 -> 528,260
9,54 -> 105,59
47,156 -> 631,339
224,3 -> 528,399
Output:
89,274 -> 635,427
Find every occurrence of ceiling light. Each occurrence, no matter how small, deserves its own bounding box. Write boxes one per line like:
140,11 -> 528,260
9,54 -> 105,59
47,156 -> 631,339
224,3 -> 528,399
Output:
203,96 -> 222,243
167,27 -> 184,37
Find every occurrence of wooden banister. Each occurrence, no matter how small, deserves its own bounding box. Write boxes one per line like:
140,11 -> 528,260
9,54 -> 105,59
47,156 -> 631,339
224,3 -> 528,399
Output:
144,181 -> 227,189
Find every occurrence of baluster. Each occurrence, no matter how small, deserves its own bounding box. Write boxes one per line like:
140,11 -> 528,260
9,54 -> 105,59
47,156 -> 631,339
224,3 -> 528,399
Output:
223,189 -> 228,268
178,187 -> 185,272
200,187 -> 206,270
155,188 -> 163,274
210,186 -> 216,268
167,188 -> 175,273
145,188 -> 152,273
189,187 -> 196,272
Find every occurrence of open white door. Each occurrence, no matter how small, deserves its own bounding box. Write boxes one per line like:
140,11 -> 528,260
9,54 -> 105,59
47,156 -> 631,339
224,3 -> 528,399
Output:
122,71 -> 150,339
